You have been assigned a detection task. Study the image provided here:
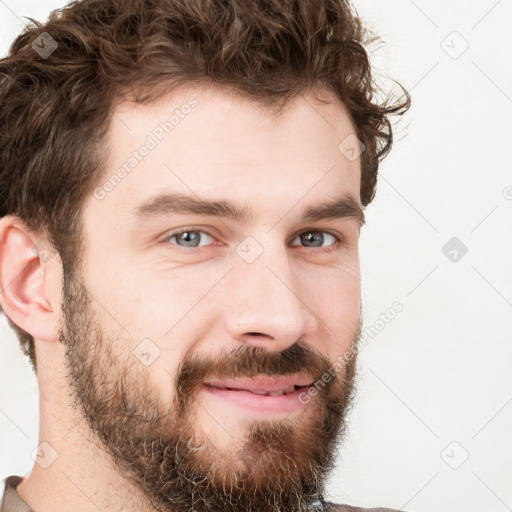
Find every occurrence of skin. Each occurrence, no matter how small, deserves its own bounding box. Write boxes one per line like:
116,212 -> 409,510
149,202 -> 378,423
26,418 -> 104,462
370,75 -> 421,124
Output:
0,83 -> 364,511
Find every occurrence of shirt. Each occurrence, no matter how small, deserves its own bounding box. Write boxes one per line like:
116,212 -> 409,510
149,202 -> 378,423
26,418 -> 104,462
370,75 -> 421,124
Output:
1,474 -> 403,511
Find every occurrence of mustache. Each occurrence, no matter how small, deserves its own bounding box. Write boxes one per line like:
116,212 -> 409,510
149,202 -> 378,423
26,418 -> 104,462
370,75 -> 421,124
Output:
174,341 -> 336,408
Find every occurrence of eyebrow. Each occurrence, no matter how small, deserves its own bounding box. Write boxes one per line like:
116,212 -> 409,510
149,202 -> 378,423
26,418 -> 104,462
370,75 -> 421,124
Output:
131,192 -> 365,227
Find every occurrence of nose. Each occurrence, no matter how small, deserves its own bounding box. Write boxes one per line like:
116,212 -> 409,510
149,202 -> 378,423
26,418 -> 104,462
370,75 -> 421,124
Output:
223,248 -> 318,352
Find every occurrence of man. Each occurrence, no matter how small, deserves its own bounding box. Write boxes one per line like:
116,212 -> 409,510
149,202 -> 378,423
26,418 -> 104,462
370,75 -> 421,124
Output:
0,0 -> 410,510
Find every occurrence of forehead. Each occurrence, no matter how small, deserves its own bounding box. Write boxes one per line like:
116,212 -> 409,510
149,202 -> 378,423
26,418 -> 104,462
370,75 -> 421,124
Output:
88,83 -> 362,224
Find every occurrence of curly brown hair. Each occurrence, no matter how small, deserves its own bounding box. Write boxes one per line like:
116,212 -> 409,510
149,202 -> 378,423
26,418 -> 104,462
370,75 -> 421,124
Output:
0,0 -> 410,374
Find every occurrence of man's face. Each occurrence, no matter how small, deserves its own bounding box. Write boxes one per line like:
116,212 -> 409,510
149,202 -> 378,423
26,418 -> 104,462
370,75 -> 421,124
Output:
60,84 -> 364,511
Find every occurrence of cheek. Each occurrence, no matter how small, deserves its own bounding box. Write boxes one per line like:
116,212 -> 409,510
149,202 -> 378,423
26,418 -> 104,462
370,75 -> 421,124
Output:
297,254 -> 360,307
321,284 -> 360,336
298,263 -> 360,350
81,283 -> 195,406
94,261 -> 209,338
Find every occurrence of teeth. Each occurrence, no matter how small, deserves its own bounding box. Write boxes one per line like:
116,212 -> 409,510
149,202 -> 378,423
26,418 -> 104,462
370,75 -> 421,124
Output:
211,384 -> 301,395
250,385 -> 296,396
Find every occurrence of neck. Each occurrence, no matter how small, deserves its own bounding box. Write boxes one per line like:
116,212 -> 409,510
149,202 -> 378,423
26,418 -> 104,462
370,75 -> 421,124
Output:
16,342 -> 160,512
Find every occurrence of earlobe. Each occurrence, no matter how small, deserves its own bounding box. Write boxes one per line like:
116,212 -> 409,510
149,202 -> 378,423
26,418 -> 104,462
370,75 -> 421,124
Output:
0,216 -> 60,343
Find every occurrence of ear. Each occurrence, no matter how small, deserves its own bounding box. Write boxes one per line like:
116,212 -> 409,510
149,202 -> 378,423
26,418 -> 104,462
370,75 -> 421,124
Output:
0,216 -> 61,343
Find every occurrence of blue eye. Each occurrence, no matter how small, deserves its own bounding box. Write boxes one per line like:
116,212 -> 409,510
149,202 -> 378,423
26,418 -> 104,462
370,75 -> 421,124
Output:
166,229 -> 215,248
290,231 -> 341,251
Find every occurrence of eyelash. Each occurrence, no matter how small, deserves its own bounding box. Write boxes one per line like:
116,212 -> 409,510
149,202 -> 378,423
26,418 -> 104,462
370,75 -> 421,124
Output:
161,227 -> 344,254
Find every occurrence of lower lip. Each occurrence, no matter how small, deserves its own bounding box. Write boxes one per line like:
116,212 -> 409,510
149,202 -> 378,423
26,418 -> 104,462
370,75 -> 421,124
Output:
202,384 -> 311,415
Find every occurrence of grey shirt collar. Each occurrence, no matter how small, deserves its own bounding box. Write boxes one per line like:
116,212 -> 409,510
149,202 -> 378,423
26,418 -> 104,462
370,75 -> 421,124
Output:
0,476 -> 33,512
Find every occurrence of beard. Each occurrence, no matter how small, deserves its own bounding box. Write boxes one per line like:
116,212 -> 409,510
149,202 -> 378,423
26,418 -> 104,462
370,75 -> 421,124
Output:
58,263 -> 360,512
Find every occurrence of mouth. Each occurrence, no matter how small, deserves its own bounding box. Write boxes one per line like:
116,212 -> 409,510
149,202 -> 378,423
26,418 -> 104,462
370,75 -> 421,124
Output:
201,376 -> 314,415
204,383 -> 310,396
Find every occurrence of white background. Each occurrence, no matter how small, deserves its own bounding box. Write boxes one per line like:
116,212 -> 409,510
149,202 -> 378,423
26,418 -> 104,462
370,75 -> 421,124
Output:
0,1 -> 511,511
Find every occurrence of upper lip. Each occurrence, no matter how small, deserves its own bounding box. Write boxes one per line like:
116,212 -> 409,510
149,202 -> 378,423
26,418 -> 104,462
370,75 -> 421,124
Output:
204,375 -> 313,392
